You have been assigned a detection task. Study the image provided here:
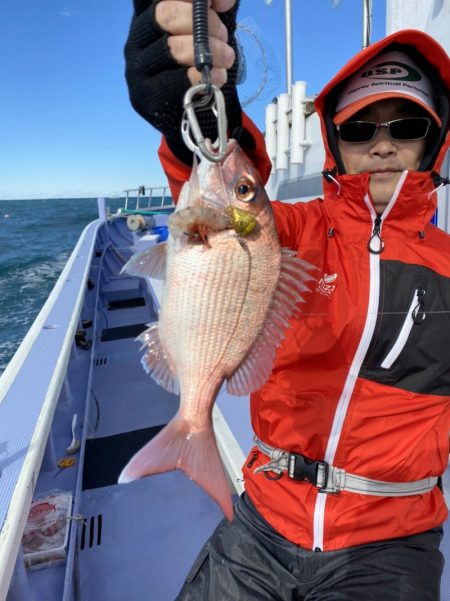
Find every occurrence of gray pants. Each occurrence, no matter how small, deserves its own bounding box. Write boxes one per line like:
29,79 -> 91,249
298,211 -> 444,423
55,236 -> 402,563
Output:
176,493 -> 444,600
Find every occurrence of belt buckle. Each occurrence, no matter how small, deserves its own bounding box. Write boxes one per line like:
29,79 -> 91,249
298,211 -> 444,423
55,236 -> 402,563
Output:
288,453 -> 329,489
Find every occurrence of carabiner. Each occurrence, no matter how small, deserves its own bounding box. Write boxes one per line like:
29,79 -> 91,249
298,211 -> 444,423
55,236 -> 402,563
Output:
181,83 -> 228,163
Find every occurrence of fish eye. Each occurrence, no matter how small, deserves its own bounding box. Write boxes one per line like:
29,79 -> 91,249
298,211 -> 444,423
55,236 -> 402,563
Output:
235,178 -> 257,202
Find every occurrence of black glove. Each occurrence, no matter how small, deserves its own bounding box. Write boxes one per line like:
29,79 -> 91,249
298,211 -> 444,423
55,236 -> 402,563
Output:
124,0 -> 250,165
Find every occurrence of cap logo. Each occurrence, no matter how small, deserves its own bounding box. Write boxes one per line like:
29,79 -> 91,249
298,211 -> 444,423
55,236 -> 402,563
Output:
333,49 -> 441,127
361,61 -> 421,82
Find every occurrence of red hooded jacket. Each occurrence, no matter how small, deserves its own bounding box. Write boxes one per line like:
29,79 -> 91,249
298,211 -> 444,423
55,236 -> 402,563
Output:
159,29 -> 450,551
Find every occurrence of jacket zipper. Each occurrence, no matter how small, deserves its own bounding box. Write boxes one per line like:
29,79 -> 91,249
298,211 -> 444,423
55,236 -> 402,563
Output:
312,171 -> 408,551
367,217 -> 385,254
380,288 -> 426,369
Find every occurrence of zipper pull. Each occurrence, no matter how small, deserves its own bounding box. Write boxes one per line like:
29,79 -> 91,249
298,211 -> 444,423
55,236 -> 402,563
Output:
367,217 -> 385,254
412,288 -> 426,324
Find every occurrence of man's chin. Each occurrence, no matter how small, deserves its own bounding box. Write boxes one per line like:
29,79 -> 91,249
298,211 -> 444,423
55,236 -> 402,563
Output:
369,178 -> 401,214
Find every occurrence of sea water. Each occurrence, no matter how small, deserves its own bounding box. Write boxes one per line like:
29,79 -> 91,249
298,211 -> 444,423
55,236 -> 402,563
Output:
0,197 -> 141,375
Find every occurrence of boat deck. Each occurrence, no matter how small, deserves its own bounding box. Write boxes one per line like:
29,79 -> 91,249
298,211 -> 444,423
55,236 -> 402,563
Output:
77,253 -> 227,600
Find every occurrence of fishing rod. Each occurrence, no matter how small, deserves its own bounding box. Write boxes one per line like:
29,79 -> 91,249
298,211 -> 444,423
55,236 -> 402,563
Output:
181,0 -> 228,162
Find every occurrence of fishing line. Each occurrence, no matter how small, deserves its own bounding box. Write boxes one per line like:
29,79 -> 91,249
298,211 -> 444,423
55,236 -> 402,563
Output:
235,19 -> 281,108
287,310 -> 450,317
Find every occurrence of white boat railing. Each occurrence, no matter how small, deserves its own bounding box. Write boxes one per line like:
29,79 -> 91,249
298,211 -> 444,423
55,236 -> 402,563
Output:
122,186 -> 173,212
0,217 -> 103,601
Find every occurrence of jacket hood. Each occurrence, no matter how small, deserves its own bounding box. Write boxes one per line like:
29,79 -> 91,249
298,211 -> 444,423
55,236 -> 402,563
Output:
314,30 -> 450,177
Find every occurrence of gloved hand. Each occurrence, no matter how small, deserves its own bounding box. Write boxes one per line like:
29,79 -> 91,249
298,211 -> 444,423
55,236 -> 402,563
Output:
124,0 -> 248,165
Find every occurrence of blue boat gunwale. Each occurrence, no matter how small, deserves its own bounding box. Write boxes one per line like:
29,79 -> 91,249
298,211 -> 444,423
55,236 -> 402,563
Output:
0,213 -> 105,600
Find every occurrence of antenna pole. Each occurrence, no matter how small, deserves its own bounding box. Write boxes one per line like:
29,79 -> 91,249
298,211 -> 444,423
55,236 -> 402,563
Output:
285,0 -> 293,91
362,0 -> 372,48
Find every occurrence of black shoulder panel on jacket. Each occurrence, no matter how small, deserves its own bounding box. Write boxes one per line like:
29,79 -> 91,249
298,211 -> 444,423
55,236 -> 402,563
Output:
360,260 -> 450,396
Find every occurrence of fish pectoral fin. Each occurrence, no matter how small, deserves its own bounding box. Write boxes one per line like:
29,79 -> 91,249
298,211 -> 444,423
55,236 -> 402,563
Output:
136,324 -> 180,395
227,336 -> 277,396
122,243 -> 168,280
227,249 -> 316,396
118,415 -> 234,522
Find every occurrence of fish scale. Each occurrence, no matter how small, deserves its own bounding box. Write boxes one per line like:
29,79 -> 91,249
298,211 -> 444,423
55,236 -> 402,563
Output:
164,238 -> 253,379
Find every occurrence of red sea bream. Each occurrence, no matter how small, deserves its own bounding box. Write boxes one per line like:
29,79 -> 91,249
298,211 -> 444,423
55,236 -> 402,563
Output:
118,141 -> 314,520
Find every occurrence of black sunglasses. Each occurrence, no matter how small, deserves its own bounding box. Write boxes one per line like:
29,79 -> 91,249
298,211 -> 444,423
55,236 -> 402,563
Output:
337,117 -> 431,143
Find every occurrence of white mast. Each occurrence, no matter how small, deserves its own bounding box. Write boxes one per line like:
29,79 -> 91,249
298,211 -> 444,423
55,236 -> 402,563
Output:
285,0 -> 293,91
362,0 -> 373,47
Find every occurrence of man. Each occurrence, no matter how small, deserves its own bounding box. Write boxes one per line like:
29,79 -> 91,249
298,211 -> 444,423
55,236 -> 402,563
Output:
124,1 -> 450,598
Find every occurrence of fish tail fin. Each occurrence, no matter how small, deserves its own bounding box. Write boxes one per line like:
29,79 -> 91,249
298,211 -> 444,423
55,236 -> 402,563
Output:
118,415 -> 234,522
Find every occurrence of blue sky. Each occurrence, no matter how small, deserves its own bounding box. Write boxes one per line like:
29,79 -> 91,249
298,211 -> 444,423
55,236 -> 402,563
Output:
0,0 -> 386,200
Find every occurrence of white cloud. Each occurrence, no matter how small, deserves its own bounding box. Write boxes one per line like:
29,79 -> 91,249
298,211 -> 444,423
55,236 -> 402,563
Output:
59,7 -> 76,18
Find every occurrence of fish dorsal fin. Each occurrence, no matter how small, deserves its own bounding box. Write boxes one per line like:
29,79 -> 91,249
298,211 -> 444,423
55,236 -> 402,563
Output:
227,250 -> 316,396
122,243 -> 168,280
136,324 -> 180,395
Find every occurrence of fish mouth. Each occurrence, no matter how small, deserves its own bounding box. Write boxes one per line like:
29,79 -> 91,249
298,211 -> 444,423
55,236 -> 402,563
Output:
168,206 -> 228,243
169,206 -> 258,243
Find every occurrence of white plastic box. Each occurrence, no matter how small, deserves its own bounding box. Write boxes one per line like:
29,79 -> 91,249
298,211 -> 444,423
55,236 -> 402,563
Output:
22,491 -> 73,570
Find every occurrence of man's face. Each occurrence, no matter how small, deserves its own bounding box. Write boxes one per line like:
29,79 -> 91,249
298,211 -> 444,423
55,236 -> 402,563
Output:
337,99 -> 428,215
